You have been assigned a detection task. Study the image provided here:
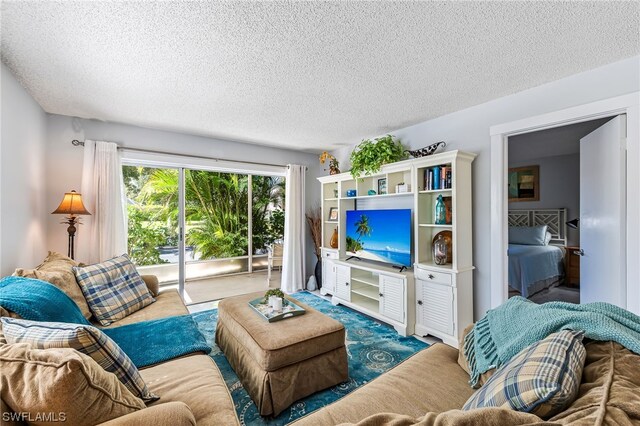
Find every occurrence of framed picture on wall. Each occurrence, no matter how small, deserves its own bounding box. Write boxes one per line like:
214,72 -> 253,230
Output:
328,207 -> 339,221
508,165 -> 539,202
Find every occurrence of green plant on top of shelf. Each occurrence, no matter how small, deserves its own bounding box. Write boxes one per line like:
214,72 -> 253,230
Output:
349,135 -> 408,180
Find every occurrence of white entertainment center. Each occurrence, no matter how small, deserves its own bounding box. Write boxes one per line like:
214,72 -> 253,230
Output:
318,150 -> 476,347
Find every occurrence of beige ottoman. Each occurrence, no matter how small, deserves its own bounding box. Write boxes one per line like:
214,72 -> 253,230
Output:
215,292 -> 348,417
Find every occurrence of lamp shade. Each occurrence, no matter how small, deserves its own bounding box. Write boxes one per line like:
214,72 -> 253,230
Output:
566,218 -> 580,229
52,190 -> 91,216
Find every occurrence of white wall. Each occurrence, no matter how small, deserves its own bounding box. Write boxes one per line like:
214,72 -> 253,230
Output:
0,63 -> 49,275
508,154 -> 580,246
332,56 -> 640,319
44,115 -> 323,278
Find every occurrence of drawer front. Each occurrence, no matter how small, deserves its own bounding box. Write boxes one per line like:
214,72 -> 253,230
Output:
322,249 -> 339,260
415,268 -> 452,286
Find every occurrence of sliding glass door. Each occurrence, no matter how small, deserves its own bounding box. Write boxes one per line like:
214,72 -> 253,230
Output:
122,165 -> 181,284
183,170 -> 250,283
123,163 -> 284,303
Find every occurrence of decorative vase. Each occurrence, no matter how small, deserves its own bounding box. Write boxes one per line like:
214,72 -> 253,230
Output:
434,194 -> 446,225
306,275 -> 317,291
314,258 -> 322,289
433,234 -> 448,265
330,228 -> 339,249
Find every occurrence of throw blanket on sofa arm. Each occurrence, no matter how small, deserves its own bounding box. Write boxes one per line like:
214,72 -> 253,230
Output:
0,277 -> 211,367
464,296 -> 640,387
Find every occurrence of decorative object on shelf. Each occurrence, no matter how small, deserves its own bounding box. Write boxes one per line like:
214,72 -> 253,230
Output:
432,230 -> 453,264
319,151 -> 340,175
566,218 -> 580,229
328,207 -> 339,221
443,196 -> 453,224
333,189 -> 339,198
508,165 -> 539,202
330,228 -> 339,249
346,189 -> 357,197
396,183 -> 410,193
377,178 -> 387,195
434,194 -> 446,225
305,206 -> 322,288
367,189 -> 377,196
433,234 -> 448,265
51,190 -> 91,260
349,135 -> 408,179
405,141 -> 446,158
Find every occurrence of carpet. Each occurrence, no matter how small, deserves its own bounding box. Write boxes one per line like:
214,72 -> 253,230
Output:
191,291 -> 428,425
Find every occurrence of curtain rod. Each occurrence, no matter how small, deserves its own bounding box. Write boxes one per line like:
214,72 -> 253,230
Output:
71,139 -> 302,169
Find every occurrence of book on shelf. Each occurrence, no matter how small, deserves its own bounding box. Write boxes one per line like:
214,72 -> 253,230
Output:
423,165 -> 453,191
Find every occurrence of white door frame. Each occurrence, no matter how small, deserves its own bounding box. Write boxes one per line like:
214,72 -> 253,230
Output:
489,92 -> 640,314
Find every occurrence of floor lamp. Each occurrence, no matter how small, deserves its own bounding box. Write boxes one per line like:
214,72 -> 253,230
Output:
52,190 -> 91,260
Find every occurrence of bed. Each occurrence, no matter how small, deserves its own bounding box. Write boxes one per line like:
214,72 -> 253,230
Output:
508,209 -> 567,298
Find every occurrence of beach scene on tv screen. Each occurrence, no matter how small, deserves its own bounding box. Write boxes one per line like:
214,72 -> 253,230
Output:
345,209 -> 411,267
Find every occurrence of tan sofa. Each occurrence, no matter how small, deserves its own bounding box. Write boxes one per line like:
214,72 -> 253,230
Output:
3,270 -> 640,425
292,338 -> 640,425
1,284 -> 240,426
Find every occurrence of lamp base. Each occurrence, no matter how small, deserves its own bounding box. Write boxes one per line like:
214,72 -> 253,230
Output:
61,216 -> 79,260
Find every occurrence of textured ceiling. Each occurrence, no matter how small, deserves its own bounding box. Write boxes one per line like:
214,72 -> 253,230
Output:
2,2 -> 639,152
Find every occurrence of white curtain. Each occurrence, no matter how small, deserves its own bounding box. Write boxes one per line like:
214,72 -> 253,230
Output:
78,140 -> 127,264
281,164 -> 306,294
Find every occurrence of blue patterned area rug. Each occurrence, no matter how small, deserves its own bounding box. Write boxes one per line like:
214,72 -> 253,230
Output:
191,291 -> 428,425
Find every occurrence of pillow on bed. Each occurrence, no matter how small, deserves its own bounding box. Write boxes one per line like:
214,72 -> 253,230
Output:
509,226 -> 548,246
544,231 -> 552,245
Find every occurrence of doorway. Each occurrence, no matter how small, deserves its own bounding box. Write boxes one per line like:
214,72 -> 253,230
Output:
489,92 -> 640,313
506,117 -> 613,304
121,163 -> 285,304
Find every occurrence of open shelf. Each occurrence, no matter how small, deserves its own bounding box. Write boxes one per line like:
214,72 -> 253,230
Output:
324,221 -> 339,225
323,197 -> 339,201
351,285 -> 380,301
341,192 -> 414,200
418,224 -> 453,228
351,293 -> 379,313
415,261 -> 453,271
351,274 -> 379,287
418,189 -> 452,194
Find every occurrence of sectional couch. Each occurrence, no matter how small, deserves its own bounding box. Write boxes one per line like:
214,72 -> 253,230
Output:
2,254 -> 639,425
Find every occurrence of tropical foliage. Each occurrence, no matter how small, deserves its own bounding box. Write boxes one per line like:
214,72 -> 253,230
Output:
124,166 -> 285,266
349,135 -> 407,179
346,214 -> 372,253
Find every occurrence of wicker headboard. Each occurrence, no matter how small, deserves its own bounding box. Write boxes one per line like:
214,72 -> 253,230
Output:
508,208 -> 567,246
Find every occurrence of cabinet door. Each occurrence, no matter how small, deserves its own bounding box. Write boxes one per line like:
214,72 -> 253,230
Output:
322,259 -> 336,294
379,275 -> 405,323
335,264 -> 351,301
416,279 -> 454,335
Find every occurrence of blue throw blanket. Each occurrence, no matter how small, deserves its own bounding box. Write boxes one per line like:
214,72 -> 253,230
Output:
464,296 -> 640,387
0,277 -> 210,367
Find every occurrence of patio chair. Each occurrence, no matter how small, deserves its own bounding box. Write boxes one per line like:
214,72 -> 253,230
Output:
267,242 -> 284,282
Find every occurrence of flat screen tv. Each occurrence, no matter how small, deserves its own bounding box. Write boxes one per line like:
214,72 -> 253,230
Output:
345,209 -> 412,267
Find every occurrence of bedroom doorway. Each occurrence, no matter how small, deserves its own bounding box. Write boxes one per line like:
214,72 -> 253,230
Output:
506,117 -> 615,304
489,92 -> 639,314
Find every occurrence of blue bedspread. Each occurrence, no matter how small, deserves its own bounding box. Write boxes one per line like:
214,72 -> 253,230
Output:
508,244 -> 564,297
0,276 -> 210,368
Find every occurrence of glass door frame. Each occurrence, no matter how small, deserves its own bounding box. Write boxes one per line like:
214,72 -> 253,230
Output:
122,152 -> 286,302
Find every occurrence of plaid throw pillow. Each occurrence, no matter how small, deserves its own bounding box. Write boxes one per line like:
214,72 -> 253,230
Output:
73,254 -> 155,326
463,329 -> 586,418
1,317 -> 158,402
